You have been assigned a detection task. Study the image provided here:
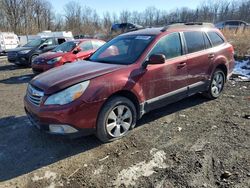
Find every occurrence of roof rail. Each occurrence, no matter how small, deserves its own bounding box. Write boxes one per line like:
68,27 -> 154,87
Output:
161,22 -> 215,32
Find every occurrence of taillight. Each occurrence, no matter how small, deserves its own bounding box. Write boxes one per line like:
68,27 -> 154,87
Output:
229,45 -> 234,55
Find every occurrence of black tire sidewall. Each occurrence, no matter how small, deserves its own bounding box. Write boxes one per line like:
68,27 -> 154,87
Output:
96,96 -> 137,143
30,54 -> 38,65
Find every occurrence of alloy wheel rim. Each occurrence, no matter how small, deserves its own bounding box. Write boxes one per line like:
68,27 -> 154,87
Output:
106,105 -> 132,138
211,72 -> 224,96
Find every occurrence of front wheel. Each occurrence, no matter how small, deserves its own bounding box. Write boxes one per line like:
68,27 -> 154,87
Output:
96,96 -> 137,143
203,69 -> 225,99
30,54 -> 38,65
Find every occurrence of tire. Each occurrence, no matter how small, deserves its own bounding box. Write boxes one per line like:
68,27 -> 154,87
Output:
96,96 -> 137,143
203,69 -> 225,99
30,54 -> 38,65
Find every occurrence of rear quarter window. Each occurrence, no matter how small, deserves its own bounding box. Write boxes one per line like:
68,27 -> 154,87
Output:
207,32 -> 224,46
203,33 -> 212,49
184,31 -> 205,53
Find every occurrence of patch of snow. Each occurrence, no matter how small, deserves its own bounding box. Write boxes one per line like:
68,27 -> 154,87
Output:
93,165 -> 104,175
32,171 -> 58,188
113,148 -> 167,187
32,171 -> 57,182
233,60 -> 250,79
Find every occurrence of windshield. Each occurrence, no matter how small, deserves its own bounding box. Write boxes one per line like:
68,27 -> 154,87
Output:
52,41 -> 79,52
23,38 -> 45,47
89,35 -> 155,65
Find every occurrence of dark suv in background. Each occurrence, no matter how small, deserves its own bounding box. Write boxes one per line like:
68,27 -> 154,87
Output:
111,23 -> 143,33
215,20 -> 250,30
24,23 -> 234,142
7,37 -> 72,66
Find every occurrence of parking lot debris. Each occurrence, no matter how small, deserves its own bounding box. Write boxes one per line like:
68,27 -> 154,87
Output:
177,127 -> 182,132
221,171 -> 232,179
212,125 -> 218,129
179,114 -> 186,118
132,141 -> 137,147
243,114 -> 250,119
99,155 -> 109,162
68,168 -> 80,179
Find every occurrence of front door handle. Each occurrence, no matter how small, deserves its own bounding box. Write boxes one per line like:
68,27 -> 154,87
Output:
177,62 -> 187,69
208,54 -> 215,59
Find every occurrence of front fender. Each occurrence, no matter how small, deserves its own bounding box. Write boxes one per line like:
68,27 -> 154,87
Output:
83,69 -> 146,104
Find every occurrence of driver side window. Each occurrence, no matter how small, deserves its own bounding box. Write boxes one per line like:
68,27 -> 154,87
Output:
43,38 -> 54,46
149,33 -> 182,59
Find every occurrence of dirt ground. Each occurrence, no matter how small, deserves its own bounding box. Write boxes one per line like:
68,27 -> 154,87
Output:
0,58 -> 249,188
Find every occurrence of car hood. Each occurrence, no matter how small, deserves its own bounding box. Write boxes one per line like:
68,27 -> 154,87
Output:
30,61 -> 124,94
7,46 -> 33,52
37,51 -> 66,60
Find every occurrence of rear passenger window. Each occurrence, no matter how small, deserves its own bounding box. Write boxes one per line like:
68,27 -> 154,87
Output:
203,33 -> 212,49
58,38 -> 66,44
149,33 -> 182,59
184,31 -> 205,53
207,32 -> 224,46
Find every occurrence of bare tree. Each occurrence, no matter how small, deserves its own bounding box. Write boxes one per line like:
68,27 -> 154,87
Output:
0,0 -> 250,35
119,10 -> 131,23
0,0 -> 25,33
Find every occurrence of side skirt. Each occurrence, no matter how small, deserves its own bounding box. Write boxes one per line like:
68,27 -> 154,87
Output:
139,81 -> 209,118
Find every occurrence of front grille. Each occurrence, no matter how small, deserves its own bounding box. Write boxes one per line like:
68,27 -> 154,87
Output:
27,84 -> 44,106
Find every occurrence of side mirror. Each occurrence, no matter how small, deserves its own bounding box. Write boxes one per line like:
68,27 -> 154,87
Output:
142,54 -> 166,69
40,44 -> 48,49
73,47 -> 81,54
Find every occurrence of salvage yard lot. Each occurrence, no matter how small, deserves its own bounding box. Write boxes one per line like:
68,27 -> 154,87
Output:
0,59 -> 250,187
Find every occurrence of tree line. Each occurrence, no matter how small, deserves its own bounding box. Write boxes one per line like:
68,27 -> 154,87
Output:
0,0 -> 249,35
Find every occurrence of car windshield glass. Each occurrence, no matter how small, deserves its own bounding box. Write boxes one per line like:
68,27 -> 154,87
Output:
52,41 -> 79,52
89,35 -> 155,65
23,38 -> 45,47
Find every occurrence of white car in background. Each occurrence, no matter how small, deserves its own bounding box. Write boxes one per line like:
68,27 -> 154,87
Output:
0,32 -> 19,55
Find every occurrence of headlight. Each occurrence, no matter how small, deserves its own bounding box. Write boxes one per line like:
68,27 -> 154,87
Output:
47,57 -> 62,64
19,50 -> 31,54
44,81 -> 90,105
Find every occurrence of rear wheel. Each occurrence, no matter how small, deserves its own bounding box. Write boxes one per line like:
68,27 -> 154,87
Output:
203,69 -> 225,99
96,96 -> 137,143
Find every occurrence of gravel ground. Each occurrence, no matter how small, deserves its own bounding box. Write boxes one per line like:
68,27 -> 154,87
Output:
0,58 -> 249,188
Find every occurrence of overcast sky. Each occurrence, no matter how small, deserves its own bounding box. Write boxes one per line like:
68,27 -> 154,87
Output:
51,0 -> 204,16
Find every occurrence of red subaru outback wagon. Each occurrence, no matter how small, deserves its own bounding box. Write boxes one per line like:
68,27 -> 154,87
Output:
24,23 -> 234,142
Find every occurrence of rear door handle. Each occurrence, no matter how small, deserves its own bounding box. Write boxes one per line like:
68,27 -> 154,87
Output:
208,54 -> 215,59
177,62 -> 186,69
